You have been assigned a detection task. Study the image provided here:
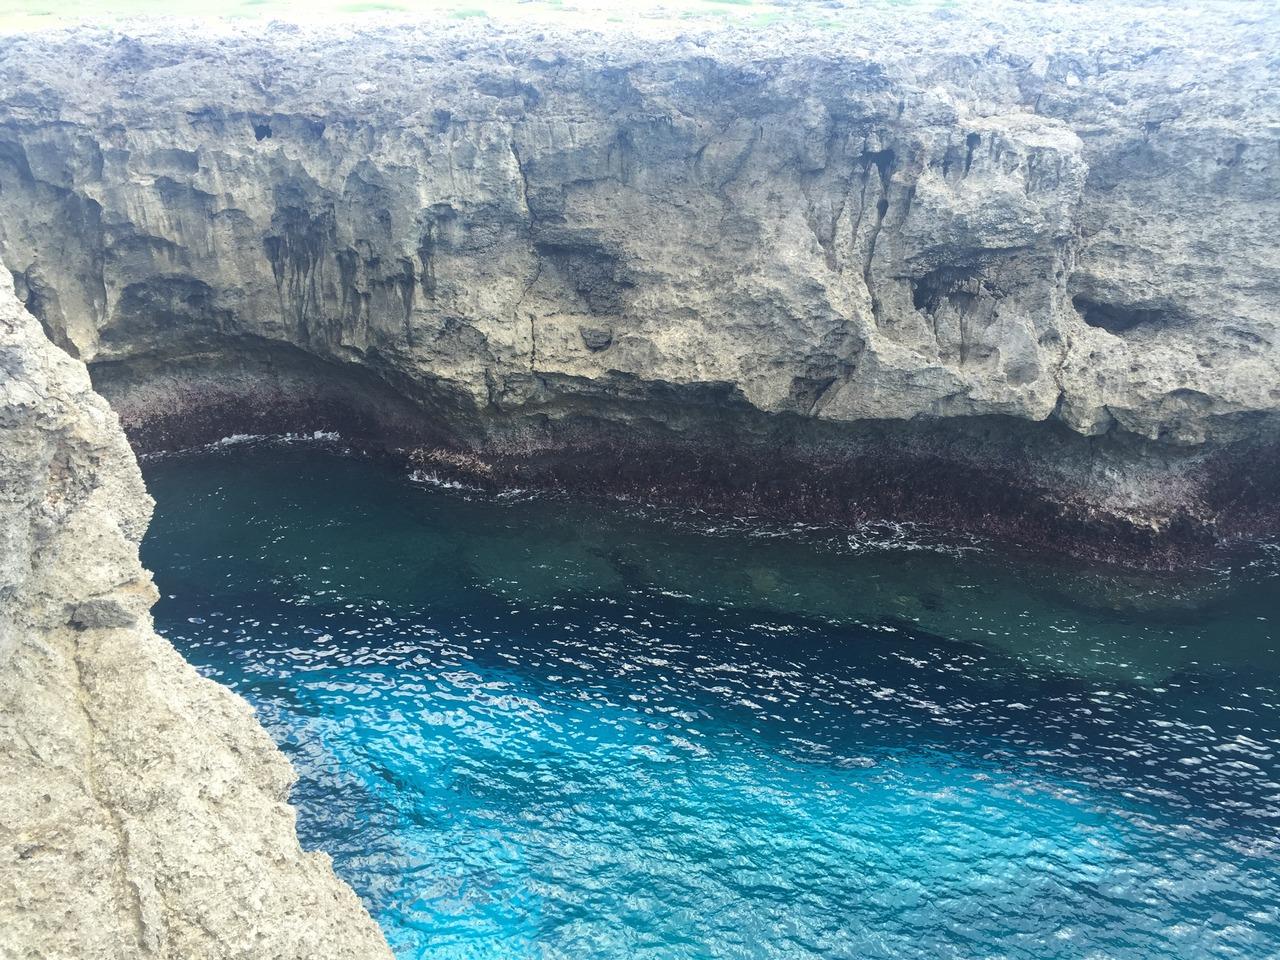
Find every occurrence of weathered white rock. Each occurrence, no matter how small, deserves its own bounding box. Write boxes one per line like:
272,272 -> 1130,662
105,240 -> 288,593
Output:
0,272 -> 389,959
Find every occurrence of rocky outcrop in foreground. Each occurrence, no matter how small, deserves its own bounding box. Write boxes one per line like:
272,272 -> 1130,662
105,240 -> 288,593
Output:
0,273 -> 389,958
0,4 -> 1276,562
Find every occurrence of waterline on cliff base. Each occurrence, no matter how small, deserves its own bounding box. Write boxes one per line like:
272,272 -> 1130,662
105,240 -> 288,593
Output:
142,446 -> 1280,959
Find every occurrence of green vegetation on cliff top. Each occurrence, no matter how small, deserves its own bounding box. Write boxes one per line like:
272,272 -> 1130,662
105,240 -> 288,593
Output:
0,0 -> 959,33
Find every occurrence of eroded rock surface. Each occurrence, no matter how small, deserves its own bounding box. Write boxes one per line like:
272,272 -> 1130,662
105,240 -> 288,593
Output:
0,271 -> 389,958
0,4 -> 1276,559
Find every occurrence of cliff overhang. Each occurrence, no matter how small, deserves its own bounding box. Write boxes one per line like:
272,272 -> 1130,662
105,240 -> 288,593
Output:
0,7 -> 1276,567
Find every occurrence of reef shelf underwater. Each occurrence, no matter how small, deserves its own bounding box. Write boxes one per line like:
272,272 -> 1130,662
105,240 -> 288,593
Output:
1,1 -> 1278,958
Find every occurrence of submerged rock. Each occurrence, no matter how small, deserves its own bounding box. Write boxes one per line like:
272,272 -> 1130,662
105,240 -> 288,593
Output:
0,3 -> 1276,562
0,273 -> 389,957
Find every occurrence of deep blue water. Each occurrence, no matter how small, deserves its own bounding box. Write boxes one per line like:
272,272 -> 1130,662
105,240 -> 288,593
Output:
142,443 -> 1280,959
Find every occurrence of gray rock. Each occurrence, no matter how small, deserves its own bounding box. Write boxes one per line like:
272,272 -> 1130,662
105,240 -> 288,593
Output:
0,3 -> 1274,554
0,272 -> 389,959
580,326 -> 614,352
68,596 -> 143,630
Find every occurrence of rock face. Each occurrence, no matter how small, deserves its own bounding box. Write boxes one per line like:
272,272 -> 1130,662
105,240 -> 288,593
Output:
0,5 -> 1276,561
0,272 -> 389,958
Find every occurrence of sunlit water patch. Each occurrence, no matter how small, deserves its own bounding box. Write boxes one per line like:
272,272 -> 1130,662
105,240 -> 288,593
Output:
142,445 -> 1280,959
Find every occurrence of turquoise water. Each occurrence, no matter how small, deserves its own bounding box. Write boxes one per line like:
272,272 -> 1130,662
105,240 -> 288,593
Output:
142,443 -> 1280,960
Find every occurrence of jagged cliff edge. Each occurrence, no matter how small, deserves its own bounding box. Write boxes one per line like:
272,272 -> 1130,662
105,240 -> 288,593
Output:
0,273 -> 389,959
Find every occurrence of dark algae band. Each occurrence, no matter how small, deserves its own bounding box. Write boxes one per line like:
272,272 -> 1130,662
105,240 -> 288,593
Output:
97,345 -> 1277,569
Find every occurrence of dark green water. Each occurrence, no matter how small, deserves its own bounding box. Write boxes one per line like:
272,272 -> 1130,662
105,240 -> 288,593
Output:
142,442 -> 1280,959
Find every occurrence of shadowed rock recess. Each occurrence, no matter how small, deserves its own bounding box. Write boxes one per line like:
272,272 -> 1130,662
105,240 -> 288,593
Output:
0,6 -> 1278,567
0,272 -> 392,956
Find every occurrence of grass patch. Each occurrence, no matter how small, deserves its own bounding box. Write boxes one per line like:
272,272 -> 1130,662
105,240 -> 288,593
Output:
338,0 -> 407,10
0,0 -> 902,33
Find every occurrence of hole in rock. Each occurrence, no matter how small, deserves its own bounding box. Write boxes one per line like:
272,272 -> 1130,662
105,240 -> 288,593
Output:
911,264 -> 984,314
963,133 -> 980,174
1073,296 -> 1166,334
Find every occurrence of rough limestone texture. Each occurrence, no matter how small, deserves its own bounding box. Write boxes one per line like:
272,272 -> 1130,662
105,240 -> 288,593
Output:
0,272 -> 390,959
0,3 -> 1276,555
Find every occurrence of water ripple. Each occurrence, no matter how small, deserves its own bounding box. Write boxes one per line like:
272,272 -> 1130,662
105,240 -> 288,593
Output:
144,447 -> 1280,960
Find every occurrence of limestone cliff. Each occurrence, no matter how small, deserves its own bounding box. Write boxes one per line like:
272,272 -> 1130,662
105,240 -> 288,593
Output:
0,4 -> 1276,561
0,272 -> 389,957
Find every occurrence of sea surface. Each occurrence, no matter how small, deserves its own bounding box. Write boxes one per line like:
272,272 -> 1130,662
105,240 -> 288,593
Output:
142,442 -> 1280,960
